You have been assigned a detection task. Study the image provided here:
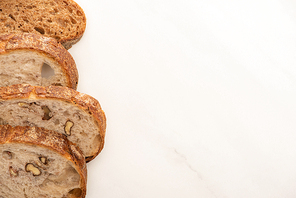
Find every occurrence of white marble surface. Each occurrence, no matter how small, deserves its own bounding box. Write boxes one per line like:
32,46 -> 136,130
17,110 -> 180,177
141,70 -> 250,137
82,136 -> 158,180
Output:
70,0 -> 296,197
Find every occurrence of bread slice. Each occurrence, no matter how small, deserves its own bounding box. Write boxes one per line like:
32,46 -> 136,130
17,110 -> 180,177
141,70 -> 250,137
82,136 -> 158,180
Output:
0,84 -> 106,162
0,33 -> 78,89
0,0 -> 86,49
0,125 -> 87,198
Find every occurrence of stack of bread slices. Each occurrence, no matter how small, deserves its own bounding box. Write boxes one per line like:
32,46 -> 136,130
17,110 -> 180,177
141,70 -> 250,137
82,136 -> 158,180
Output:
0,1 -> 106,198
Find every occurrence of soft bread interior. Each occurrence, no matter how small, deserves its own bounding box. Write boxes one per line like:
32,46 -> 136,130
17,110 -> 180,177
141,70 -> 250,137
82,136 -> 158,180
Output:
0,50 -> 68,87
0,99 -> 101,159
0,143 -> 82,198
0,0 -> 86,49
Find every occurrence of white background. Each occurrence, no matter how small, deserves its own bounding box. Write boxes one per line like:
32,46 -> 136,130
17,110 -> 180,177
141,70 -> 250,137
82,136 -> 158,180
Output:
70,0 -> 296,197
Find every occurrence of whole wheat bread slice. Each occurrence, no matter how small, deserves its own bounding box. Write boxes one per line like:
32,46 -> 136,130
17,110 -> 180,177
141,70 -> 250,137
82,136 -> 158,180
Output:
0,33 -> 78,89
0,125 -> 87,198
0,0 -> 86,49
0,84 -> 106,162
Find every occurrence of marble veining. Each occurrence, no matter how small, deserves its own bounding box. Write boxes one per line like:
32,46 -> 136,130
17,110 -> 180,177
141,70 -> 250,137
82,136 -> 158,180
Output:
70,0 -> 296,197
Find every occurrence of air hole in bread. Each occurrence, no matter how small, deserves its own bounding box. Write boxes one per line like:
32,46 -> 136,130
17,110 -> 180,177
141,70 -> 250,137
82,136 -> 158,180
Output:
52,83 -> 63,86
53,35 -> 61,40
69,16 -> 76,24
23,17 -> 29,23
67,188 -> 82,198
2,151 -> 14,160
8,14 -> 16,21
67,7 -> 73,13
41,63 -> 55,78
77,10 -> 82,16
34,27 -> 45,34
41,105 -> 53,120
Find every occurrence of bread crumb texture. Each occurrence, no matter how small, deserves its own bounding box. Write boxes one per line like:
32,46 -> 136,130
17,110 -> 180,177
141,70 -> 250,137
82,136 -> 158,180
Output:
0,0 -> 86,49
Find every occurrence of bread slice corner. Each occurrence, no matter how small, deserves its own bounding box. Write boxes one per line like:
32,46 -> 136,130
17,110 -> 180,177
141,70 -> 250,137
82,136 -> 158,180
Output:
0,125 -> 87,198
0,33 -> 79,89
0,0 -> 87,49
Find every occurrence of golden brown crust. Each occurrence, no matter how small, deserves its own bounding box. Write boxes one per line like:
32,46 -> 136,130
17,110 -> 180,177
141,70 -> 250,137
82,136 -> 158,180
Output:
0,0 -> 86,49
0,124 -> 87,198
0,84 -> 107,162
0,33 -> 79,89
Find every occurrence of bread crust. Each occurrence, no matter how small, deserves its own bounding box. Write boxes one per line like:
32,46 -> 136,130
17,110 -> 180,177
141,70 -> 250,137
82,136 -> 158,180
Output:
0,124 -> 87,198
0,84 -> 106,162
0,33 -> 79,90
0,0 -> 86,49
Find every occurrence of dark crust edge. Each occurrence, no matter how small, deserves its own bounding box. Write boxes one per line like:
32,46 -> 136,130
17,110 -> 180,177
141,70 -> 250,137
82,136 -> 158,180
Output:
0,84 -> 107,162
61,32 -> 84,50
57,0 -> 87,49
0,125 -> 87,198
0,33 -> 79,90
